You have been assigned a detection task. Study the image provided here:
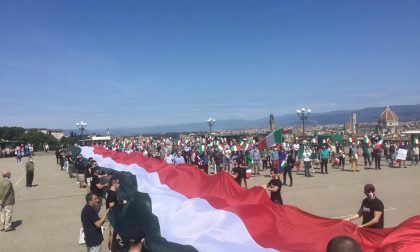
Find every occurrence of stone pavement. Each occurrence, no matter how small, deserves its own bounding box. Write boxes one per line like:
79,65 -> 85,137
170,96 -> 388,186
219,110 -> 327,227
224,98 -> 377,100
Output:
0,152 -> 88,252
245,159 -> 420,227
1,153 -> 419,251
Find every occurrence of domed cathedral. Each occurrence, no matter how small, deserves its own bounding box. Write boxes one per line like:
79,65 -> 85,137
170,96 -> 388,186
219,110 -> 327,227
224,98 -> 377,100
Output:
378,106 -> 399,134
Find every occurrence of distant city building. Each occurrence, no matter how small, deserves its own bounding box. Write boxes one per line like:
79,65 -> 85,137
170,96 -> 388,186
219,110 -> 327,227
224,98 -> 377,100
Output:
350,113 -> 357,135
343,122 -> 351,131
50,130 -> 65,140
379,106 -> 399,134
35,128 -> 64,140
269,113 -> 276,132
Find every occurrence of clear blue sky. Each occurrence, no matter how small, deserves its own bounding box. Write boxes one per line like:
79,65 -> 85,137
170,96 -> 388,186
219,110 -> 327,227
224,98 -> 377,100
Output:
1,1 -> 420,130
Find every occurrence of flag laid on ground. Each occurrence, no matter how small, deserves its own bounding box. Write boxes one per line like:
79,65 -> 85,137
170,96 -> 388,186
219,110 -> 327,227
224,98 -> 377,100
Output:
81,146 -> 420,252
258,128 -> 282,150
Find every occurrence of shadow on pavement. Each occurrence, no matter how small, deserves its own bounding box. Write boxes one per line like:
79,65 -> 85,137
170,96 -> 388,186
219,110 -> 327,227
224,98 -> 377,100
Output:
12,220 -> 23,229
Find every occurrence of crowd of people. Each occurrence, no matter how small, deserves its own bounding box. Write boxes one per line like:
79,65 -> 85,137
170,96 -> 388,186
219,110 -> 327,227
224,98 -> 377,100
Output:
0,143 -> 34,161
49,147 -> 142,251
86,134 -> 419,185
44,133 -> 418,252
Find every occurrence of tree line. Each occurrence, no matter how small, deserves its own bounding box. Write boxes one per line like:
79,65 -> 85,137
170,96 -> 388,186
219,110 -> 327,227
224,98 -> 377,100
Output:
0,126 -> 78,151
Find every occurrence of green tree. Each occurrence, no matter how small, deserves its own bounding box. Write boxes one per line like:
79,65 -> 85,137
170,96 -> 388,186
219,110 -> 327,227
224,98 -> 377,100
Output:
60,135 -> 78,146
18,130 -> 59,151
0,126 -> 25,140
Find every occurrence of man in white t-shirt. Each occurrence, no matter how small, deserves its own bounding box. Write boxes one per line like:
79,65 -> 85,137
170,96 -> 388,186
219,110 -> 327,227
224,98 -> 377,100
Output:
164,152 -> 175,165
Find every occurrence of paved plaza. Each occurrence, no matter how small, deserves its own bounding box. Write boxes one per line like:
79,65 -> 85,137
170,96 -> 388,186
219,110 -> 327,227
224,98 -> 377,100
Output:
1,152 -> 419,251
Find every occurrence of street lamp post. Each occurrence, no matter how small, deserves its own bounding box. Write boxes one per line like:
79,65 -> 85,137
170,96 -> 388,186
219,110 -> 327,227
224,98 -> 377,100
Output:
296,108 -> 311,140
207,118 -> 216,135
76,121 -> 87,139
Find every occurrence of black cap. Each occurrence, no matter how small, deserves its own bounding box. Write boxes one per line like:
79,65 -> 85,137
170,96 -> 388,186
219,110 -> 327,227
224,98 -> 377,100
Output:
127,225 -> 146,245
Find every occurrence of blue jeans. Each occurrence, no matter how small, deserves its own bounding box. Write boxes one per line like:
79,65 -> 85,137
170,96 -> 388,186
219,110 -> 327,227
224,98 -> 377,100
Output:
223,157 -> 230,172
304,161 -> 311,176
412,155 -> 418,166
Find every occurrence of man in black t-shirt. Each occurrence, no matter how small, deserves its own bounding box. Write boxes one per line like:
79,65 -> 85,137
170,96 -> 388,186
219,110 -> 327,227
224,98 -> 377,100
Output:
345,184 -> 384,228
90,168 -> 107,213
106,177 -> 120,251
81,193 -> 109,252
105,178 -> 119,209
230,159 -> 243,186
260,168 -> 283,205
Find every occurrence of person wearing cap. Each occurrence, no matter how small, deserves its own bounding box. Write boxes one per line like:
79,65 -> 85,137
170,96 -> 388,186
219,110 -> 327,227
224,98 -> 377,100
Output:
344,184 -> 384,228
127,225 -> 145,252
0,171 -> 15,232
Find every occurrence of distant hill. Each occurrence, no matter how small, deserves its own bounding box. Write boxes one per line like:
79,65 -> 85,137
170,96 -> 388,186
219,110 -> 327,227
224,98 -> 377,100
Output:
76,104 -> 420,135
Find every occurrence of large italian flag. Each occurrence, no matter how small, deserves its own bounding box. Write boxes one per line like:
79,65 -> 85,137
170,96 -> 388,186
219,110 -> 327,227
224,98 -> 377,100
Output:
81,146 -> 420,252
258,128 -> 282,150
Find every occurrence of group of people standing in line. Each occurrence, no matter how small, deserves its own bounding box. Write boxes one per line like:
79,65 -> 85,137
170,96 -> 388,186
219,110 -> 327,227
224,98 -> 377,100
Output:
68,155 -> 143,252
